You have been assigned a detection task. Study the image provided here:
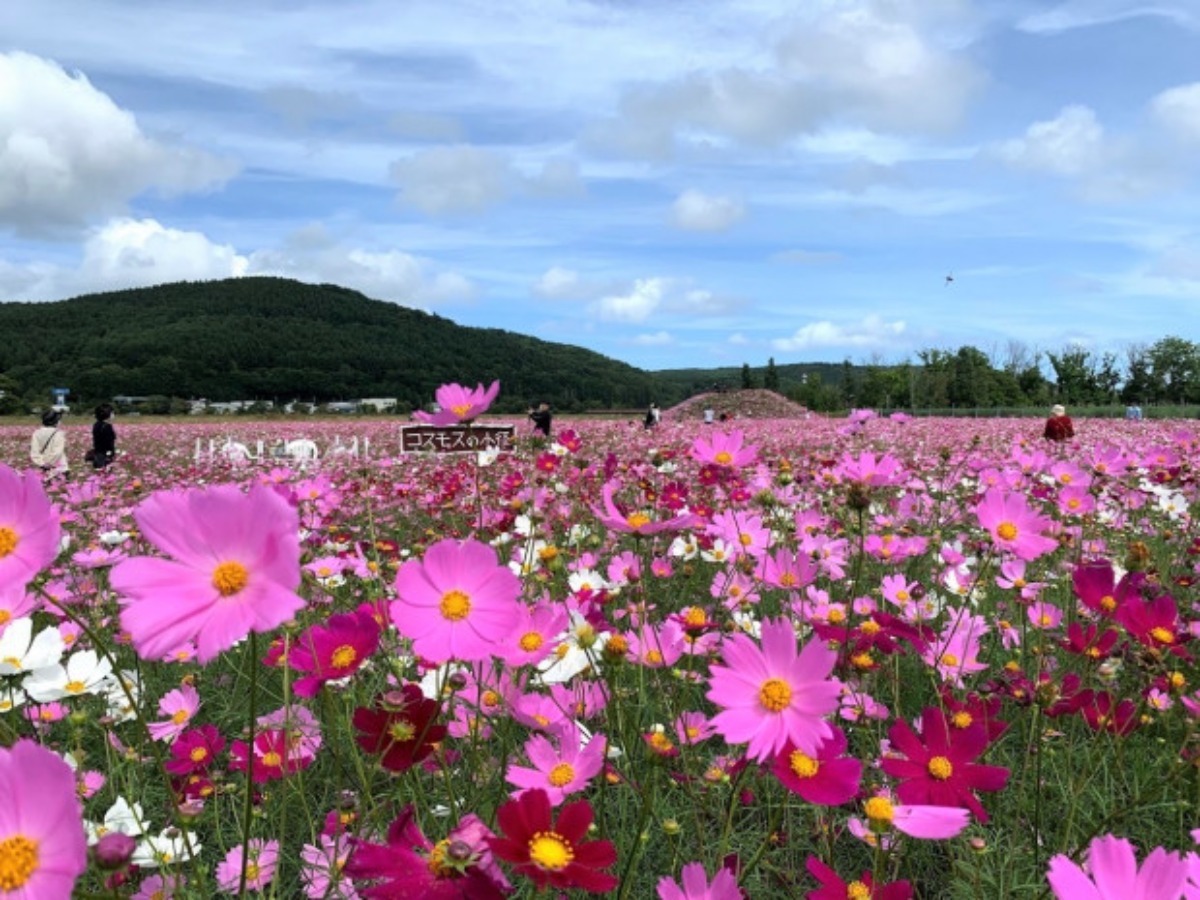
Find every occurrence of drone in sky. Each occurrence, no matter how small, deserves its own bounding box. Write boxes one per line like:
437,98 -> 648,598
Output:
944,273 -> 955,287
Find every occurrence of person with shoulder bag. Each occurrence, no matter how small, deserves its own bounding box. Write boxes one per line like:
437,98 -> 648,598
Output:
31,410 -> 68,476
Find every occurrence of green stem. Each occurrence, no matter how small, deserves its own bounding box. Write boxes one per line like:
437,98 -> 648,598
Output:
238,632 -> 260,899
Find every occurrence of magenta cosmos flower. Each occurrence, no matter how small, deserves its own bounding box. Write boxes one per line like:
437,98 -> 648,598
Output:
691,430 -> 758,468
110,485 -> 303,663
0,463 -> 62,591
289,609 -> 381,698
805,856 -> 912,899
771,726 -> 862,806
392,538 -> 522,663
706,618 -> 842,763
1047,834 -> 1189,900
413,380 -> 501,425
881,707 -> 1009,823
974,488 -> 1058,561
0,739 -> 88,897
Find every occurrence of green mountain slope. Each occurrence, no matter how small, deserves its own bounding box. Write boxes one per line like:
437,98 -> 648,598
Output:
0,277 -> 673,411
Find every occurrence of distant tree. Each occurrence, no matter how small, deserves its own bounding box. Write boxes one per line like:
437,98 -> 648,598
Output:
741,363 -> 756,390
764,357 -> 779,391
1147,336 -> 1200,403
1121,343 -> 1153,404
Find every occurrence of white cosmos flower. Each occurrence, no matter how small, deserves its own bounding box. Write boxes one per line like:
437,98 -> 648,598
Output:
23,649 -> 113,702
0,617 -> 65,676
133,829 -> 200,868
86,796 -> 150,845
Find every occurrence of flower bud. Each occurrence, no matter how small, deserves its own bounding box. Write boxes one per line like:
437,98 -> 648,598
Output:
93,832 -> 137,870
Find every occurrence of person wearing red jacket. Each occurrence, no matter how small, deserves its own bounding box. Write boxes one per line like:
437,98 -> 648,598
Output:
1044,404 -> 1075,442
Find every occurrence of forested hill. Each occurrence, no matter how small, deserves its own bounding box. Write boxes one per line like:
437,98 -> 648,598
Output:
0,277 -> 671,411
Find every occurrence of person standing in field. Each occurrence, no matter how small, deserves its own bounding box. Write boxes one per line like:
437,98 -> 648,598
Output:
528,401 -> 552,437
91,403 -> 117,468
644,402 -> 660,429
1043,404 -> 1074,443
30,410 -> 68,476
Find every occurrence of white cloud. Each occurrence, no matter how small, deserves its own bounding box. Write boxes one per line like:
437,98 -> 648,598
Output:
0,52 -> 237,234
1016,1 -> 1198,34
671,189 -> 745,231
632,331 -> 673,346
389,145 -> 513,215
533,266 -> 584,299
0,218 -> 474,308
592,277 -> 665,322
390,145 -> 585,215
995,105 -> 1106,178
772,315 -> 907,351
1151,83 -> 1200,144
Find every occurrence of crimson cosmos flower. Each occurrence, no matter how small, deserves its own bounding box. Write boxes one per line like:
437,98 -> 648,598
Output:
881,707 -> 1009,823
354,685 -> 447,773
805,856 -> 912,900
487,788 -> 617,893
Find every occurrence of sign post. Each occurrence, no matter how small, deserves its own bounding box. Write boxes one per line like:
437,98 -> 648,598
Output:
399,424 -> 515,455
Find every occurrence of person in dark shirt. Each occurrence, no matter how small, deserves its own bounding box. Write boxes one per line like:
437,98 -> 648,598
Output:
528,402 -> 552,437
91,403 -> 117,468
1043,404 -> 1074,443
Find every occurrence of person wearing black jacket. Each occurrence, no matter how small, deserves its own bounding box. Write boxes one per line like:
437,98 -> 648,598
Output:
91,403 -> 117,468
528,402 -> 552,437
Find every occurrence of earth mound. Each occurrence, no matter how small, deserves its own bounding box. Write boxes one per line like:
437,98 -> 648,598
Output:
664,389 -> 812,423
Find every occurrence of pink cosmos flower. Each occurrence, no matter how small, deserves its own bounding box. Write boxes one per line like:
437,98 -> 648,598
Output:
861,794 -> 972,840
111,484 -> 303,663
691,430 -> 758,468
215,838 -> 280,894
299,835 -> 358,900
506,722 -> 606,806
413,380 -> 501,425
975,488 -> 1059,561
1047,834 -> 1189,900
657,861 -> 743,900
289,610 -> 381,697
392,538 -> 522,662
147,682 -> 201,742
0,739 -> 88,897
593,481 -> 700,536
0,463 -> 62,591
1028,601 -> 1063,630
706,618 -> 842,762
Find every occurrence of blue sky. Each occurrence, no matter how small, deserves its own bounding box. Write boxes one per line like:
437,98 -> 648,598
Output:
2,0 -> 1199,372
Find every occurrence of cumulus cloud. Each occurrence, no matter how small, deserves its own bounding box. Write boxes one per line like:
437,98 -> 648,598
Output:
0,52 -> 237,235
671,189 -> 745,231
533,266 -> 584,299
632,331 -> 673,345
592,277 -> 665,322
389,145 -> 585,214
1152,82 -> 1200,144
0,218 -> 474,308
589,2 -> 981,156
994,105 -> 1107,178
772,315 -> 906,351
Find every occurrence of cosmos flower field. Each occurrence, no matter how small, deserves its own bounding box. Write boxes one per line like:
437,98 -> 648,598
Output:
1,400 -> 1200,898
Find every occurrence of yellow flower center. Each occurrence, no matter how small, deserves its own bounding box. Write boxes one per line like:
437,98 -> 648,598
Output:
427,839 -> 453,877
779,572 -> 798,587
739,533 -> 753,546
851,652 -> 874,669
1099,595 -> 1116,612
212,561 -> 250,597
626,512 -> 651,530
245,862 -> 260,882
860,620 -> 881,635
330,645 -> 357,668
0,526 -> 18,559
261,751 -> 283,768
940,653 -> 959,667
0,610 -> 9,625
848,882 -> 871,900
172,709 -> 190,725
528,831 -> 574,871
451,403 -> 472,417
64,680 -> 87,694
827,608 -> 845,624
648,732 -> 675,753
1150,627 -> 1175,645
386,718 -> 416,742
714,451 -> 733,465
519,632 -> 545,652
439,590 -> 472,621
895,590 -> 910,603
548,762 -> 575,787
758,678 -> 792,712
684,608 -> 706,627
1170,672 -> 1186,689
645,649 -> 663,664
928,756 -> 954,780
190,747 -> 209,763
789,750 -> 819,779
951,711 -> 973,728
481,690 -> 501,708
865,796 -> 894,824
996,522 -> 1018,541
